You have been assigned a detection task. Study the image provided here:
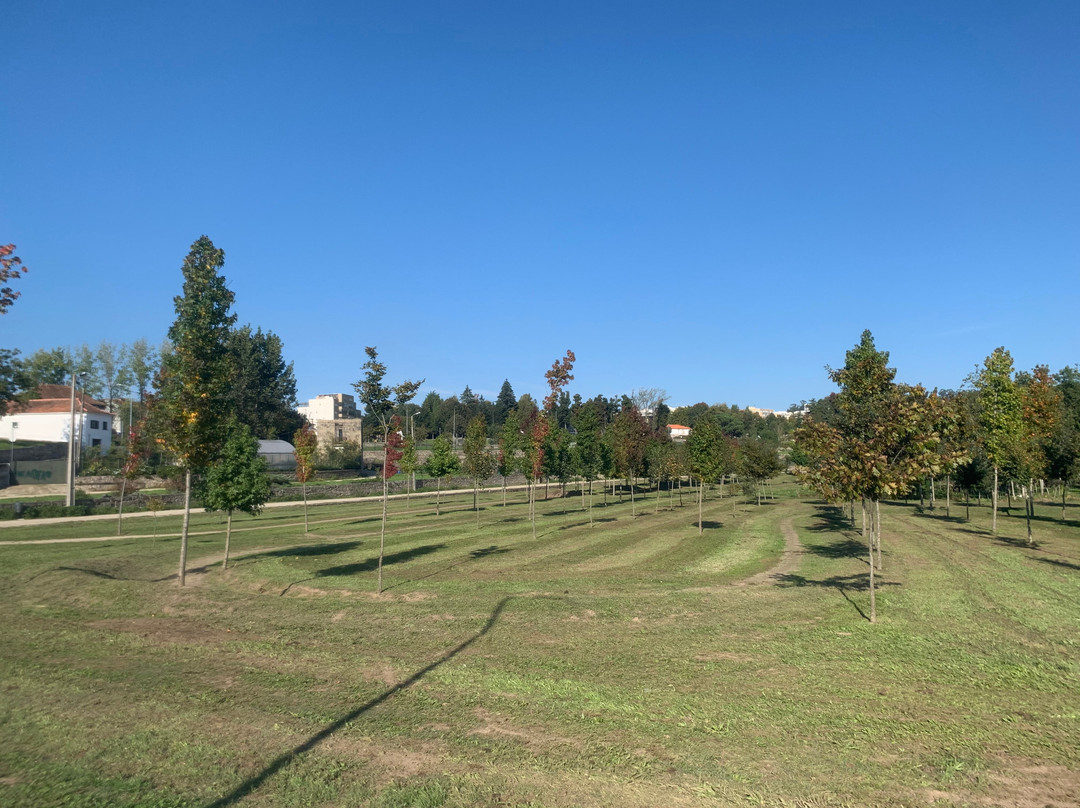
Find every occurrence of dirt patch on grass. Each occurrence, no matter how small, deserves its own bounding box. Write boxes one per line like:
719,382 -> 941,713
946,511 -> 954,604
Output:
89,617 -> 235,646
735,517 -> 802,586
322,735 -> 448,785
921,758 -> 1080,808
468,707 -> 578,752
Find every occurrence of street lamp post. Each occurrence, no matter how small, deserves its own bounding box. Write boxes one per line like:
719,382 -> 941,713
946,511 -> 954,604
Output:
8,421 -> 16,471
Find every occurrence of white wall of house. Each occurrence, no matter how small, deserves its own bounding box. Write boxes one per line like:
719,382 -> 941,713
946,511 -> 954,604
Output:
0,412 -> 112,452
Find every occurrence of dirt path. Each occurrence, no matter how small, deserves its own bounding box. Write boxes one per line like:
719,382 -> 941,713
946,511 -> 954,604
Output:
735,517 -> 802,586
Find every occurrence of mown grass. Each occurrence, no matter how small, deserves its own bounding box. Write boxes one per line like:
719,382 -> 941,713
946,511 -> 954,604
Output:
0,480 -> 1077,807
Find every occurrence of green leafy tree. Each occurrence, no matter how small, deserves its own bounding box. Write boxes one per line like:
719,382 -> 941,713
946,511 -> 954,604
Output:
353,347 -> 423,593
969,348 -> 1023,533
571,401 -> 605,525
463,415 -> 497,524
497,408 -> 522,506
127,337 -> 158,402
17,347 -> 69,392
609,406 -> 651,517
225,325 -> 303,440
293,423 -> 317,533
738,437 -> 783,505
795,331 -> 945,623
686,411 -> 729,532
96,341 -> 131,413
1017,366 -> 1061,544
424,434 -> 460,516
150,236 -> 236,586
200,422 -> 271,569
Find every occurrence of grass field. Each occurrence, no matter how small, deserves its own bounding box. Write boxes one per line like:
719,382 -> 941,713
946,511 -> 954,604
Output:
0,479 -> 1077,807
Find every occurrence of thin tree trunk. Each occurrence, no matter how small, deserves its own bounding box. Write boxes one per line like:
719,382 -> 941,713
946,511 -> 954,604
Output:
502,475 -> 507,507
946,475 -> 951,518
630,476 -> 636,517
930,476 -> 936,510
1063,482 -> 1068,522
1026,478 -> 1034,545
436,476 -> 441,516
992,466 -> 999,533
178,468 -> 192,587
698,477 -> 704,534
868,499 -> 877,623
1008,480 -> 1013,509
966,487 -> 970,521
475,480 -> 480,526
302,482 -> 309,533
223,512 -> 232,570
875,498 -> 883,572
588,479 -> 593,526
861,499 -> 867,539
655,478 -> 661,514
377,443 -> 388,594
116,473 -> 126,535
531,480 -> 537,540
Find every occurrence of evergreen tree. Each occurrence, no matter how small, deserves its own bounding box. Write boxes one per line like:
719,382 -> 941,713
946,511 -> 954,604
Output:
495,379 -> 517,424
151,236 -> 236,586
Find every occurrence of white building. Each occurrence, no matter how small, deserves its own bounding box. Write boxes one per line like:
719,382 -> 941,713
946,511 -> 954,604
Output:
1,384 -> 114,452
297,393 -> 359,422
668,423 -> 691,439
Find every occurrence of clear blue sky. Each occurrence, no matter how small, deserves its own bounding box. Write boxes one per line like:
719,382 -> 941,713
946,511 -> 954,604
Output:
3,2 -> 1078,411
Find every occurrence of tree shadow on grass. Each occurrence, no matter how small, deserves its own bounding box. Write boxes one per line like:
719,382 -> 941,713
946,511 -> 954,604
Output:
314,543 -> 446,578
1035,557 -> 1080,572
277,544 -> 445,595
802,538 -> 869,565
203,595 -> 530,808
382,545 -> 512,591
56,565 -> 123,580
692,520 -> 724,531
556,517 -> 616,531
805,505 -> 856,535
776,572 -> 900,622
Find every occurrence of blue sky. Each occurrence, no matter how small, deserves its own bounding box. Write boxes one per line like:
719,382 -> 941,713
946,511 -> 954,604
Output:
3,1 -> 1078,411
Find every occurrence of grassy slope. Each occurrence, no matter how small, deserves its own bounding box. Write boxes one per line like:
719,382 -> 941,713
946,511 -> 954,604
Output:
0,482 -> 1077,807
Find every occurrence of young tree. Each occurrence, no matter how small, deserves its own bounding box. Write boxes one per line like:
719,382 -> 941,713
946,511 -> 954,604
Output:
0,244 -> 27,315
399,435 -> 420,508
1017,366 -> 1061,544
686,411 -> 728,532
200,422 -> 272,569
116,417 -> 148,536
353,347 -> 423,593
571,401 -> 605,525
970,348 -> 1023,533
497,408 -> 522,506
739,437 -> 783,505
293,423 -> 317,533
795,331 -> 945,623
151,236 -> 236,586
424,434 -> 460,515
463,415 -> 497,524
609,406 -> 651,517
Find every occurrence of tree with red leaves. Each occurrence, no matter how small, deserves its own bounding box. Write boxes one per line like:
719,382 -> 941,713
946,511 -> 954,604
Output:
0,244 -> 27,315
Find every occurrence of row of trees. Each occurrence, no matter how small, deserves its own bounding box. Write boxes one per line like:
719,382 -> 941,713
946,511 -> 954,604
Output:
794,331 -> 1080,622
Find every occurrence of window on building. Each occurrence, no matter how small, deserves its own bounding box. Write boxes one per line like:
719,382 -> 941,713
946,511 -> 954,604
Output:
90,420 -> 99,429
92,438 -> 102,447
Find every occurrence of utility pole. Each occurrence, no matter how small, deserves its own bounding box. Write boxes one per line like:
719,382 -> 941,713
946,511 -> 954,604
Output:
65,372 -> 77,507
